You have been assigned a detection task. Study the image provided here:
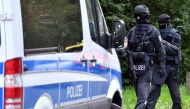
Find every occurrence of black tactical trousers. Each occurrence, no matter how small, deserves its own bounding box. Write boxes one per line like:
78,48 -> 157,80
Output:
134,81 -> 150,109
146,84 -> 161,109
148,65 -> 182,109
134,64 -> 162,109
165,65 -> 182,109
134,80 -> 160,109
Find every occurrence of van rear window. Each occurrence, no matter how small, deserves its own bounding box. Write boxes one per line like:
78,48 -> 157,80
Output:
21,0 -> 82,53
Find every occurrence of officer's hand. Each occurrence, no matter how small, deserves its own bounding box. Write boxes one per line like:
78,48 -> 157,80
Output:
159,65 -> 166,77
121,49 -> 127,57
126,50 -> 132,55
132,52 -> 145,60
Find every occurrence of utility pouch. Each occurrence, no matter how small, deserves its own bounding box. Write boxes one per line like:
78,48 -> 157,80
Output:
134,53 -> 150,77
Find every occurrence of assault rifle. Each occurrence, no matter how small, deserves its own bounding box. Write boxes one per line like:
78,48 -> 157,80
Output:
120,48 -> 137,81
162,39 -> 182,65
162,40 -> 180,51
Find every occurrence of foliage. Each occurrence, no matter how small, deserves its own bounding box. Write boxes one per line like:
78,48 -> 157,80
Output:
123,85 -> 190,109
100,0 -> 190,84
21,0 -> 82,49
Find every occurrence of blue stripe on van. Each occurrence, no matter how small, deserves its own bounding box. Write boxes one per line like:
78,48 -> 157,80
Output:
60,81 -> 88,104
23,60 -> 121,108
24,82 -> 89,108
0,63 -> 4,108
24,59 -> 122,87
24,60 -> 88,73
111,69 -> 122,89
0,88 -> 3,108
89,64 -> 110,97
59,60 -> 88,72
24,84 -> 59,108
24,60 -> 58,71
0,63 -> 3,74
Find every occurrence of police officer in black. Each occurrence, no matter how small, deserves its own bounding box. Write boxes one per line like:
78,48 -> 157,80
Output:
127,5 -> 166,109
156,14 -> 182,109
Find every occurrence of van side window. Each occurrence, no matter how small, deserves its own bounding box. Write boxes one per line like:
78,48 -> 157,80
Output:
86,0 -> 109,49
21,0 -> 83,54
86,0 -> 98,42
96,2 -> 105,40
96,1 -> 110,49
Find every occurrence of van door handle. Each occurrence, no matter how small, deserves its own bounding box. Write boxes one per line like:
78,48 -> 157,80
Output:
90,58 -> 97,63
80,55 -> 87,63
90,56 -> 97,67
90,56 -> 97,63
80,55 -> 87,67
80,58 -> 88,63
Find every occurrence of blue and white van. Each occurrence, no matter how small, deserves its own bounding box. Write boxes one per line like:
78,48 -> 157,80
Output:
0,0 -> 126,109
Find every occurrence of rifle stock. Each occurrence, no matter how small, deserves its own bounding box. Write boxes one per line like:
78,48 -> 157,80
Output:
126,49 -> 137,81
118,48 -> 137,81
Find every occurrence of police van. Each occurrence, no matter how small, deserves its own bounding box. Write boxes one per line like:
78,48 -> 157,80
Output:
0,0 -> 126,109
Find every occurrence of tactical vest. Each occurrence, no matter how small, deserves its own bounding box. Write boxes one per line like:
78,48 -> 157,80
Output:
159,26 -> 181,65
128,24 -> 157,59
128,24 -> 157,77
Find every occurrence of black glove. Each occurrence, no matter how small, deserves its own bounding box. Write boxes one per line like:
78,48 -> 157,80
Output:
126,50 -> 132,55
159,64 -> 166,77
121,49 -> 127,57
125,50 -> 145,61
132,52 -> 145,61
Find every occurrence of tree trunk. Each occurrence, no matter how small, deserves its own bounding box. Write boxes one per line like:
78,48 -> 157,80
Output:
186,72 -> 190,95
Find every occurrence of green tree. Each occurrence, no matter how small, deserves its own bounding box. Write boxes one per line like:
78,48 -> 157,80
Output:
100,0 -> 190,84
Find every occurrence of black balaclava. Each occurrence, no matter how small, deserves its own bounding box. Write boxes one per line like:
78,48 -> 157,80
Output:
158,14 -> 171,29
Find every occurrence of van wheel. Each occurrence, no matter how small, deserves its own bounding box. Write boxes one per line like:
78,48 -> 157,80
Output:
34,95 -> 53,109
111,103 -> 122,109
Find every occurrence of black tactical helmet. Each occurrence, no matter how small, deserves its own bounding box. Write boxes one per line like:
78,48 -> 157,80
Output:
134,4 -> 150,17
158,14 -> 171,23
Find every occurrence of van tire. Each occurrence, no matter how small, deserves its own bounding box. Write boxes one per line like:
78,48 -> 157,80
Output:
111,103 -> 122,109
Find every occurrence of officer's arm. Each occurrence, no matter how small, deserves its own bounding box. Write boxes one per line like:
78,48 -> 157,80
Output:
164,33 -> 181,55
154,30 -> 166,65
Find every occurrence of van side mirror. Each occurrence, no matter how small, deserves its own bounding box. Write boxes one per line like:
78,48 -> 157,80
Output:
111,19 -> 126,48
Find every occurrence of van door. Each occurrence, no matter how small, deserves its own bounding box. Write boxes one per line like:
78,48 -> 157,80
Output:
21,0 -> 89,108
0,0 -> 5,108
57,0 -> 89,108
85,0 -> 111,108
21,0 -> 60,108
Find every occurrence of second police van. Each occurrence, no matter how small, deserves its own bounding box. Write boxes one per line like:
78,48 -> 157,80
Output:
0,0 -> 126,109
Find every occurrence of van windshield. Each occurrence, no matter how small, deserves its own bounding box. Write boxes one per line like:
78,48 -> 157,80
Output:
21,0 -> 82,53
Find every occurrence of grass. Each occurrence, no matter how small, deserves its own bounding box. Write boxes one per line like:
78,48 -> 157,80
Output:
123,85 -> 190,109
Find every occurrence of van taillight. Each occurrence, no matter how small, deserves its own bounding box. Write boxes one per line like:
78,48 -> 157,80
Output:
4,58 -> 23,109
